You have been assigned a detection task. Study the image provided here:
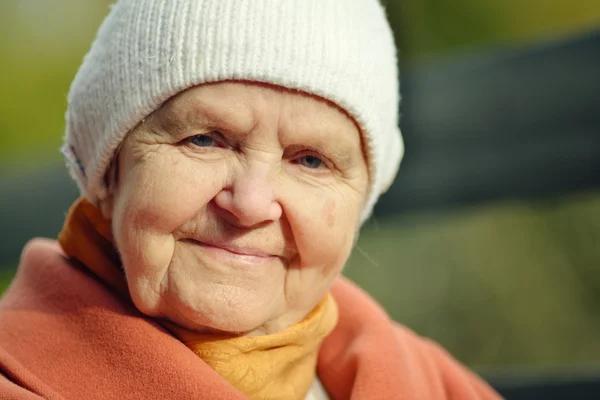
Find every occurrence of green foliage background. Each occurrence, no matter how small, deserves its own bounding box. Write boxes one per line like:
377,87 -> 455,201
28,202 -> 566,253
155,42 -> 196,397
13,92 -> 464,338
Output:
2,0 -> 600,369
0,273 -> 9,295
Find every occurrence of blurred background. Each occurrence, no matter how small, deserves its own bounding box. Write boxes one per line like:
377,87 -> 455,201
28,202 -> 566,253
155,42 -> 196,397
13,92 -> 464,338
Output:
2,0 -> 600,396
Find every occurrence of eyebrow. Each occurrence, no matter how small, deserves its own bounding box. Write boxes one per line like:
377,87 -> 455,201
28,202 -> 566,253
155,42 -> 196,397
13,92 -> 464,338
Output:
157,97 -> 256,138
301,135 -> 358,167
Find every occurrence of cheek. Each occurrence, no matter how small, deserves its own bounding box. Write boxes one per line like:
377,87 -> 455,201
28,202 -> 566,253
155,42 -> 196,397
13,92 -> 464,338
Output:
321,198 -> 336,228
111,150 -> 233,280
287,186 -> 361,273
115,152 -> 227,234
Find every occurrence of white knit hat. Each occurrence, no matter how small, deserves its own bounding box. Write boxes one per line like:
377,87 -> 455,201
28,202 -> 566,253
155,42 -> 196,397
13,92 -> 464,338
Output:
63,0 -> 404,222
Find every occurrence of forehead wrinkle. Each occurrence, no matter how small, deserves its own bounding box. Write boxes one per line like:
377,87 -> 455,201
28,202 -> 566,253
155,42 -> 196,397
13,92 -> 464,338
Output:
156,89 -> 257,136
280,94 -> 361,159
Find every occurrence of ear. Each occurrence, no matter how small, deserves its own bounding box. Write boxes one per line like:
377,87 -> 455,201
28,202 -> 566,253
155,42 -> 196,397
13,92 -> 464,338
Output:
98,155 -> 120,221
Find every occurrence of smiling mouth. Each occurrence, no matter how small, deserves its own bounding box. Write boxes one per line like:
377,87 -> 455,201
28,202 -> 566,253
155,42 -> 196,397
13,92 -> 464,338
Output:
183,238 -> 278,265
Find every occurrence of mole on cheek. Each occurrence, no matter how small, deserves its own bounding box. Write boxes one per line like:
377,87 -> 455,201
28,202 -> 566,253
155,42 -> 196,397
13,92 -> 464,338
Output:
320,198 -> 336,228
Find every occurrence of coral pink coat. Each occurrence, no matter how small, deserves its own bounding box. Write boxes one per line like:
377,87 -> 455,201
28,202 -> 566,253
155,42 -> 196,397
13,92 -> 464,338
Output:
0,239 -> 501,400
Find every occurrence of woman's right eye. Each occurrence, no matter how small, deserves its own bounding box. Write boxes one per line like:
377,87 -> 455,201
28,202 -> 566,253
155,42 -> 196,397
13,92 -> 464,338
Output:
189,134 -> 219,148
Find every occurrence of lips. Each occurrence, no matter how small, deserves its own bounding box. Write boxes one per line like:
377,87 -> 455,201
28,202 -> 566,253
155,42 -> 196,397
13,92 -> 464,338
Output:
184,238 -> 278,259
200,241 -> 273,258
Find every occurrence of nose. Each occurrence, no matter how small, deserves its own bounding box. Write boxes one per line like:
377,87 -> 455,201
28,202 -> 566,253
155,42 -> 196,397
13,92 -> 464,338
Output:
213,162 -> 283,227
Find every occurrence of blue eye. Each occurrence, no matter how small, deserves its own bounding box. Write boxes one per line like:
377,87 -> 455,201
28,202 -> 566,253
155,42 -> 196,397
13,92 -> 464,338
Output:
189,134 -> 217,147
299,155 -> 323,169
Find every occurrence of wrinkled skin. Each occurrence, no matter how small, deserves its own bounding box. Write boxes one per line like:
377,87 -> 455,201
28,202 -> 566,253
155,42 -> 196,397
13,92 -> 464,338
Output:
100,82 -> 369,336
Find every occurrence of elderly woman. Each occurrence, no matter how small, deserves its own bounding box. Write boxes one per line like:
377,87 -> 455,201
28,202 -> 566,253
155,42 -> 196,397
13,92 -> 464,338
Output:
0,1 -> 500,399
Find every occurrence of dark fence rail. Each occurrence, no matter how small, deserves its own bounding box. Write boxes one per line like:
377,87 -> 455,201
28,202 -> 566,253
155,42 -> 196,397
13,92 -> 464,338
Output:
483,367 -> 600,399
375,29 -> 600,215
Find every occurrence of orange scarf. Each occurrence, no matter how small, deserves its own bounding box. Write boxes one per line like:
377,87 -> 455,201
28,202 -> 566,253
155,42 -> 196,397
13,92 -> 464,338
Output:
58,198 -> 338,400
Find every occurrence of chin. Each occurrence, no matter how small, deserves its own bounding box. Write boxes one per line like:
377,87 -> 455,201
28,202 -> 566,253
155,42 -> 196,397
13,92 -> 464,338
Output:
160,290 -> 274,334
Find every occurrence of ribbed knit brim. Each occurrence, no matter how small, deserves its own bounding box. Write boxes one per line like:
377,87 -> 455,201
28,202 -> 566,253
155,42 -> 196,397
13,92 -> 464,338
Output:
64,0 -> 404,222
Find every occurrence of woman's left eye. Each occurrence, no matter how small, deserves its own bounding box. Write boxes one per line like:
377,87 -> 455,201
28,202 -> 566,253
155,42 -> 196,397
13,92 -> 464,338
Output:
298,155 -> 324,169
189,134 -> 218,147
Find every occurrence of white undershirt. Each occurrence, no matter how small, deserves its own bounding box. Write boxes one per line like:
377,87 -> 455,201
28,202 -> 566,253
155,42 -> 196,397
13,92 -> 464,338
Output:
305,378 -> 330,400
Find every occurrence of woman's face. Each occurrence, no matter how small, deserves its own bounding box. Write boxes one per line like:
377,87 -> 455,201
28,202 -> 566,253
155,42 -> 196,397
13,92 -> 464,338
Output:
105,82 -> 368,335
